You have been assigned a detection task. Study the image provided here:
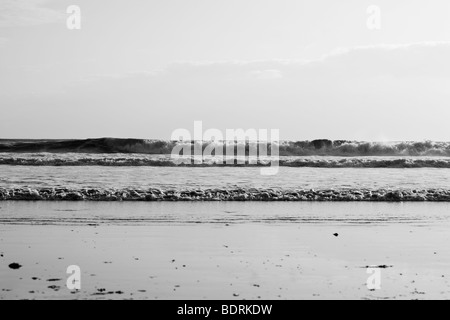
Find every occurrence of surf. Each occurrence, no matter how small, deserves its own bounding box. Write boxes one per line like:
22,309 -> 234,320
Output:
1,138 -> 450,157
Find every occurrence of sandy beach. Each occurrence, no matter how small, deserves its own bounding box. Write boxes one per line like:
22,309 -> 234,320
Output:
1,201 -> 450,300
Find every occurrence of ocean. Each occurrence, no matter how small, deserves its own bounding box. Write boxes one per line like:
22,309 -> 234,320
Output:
1,139 -> 450,201
2,139 -> 450,300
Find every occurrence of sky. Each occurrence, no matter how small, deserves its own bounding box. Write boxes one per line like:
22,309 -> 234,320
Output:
0,0 -> 449,141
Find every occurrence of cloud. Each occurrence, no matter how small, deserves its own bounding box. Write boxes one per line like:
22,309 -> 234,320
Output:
249,69 -> 283,80
0,0 -> 65,28
2,42 -> 450,141
76,41 -> 446,87
67,41 -> 450,104
154,41 -> 450,81
308,41 -> 450,79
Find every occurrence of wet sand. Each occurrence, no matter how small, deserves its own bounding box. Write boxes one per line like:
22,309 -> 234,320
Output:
1,202 -> 450,300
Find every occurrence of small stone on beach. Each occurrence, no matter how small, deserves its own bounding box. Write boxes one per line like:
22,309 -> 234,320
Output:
48,285 -> 60,291
8,263 -> 22,270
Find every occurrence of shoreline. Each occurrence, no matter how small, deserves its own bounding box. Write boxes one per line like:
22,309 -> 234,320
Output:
1,187 -> 450,201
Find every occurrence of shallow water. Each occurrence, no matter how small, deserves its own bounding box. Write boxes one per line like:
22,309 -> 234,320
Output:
1,201 -> 450,226
1,165 -> 450,191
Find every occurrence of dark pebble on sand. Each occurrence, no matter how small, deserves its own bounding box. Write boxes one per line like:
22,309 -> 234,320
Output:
333,233 -> 339,237
48,285 -> 60,291
8,263 -> 22,270
364,265 -> 393,269
376,265 -> 393,269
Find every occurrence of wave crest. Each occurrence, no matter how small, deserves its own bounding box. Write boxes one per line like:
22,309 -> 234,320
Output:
1,155 -> 450,168
1,187 -> 449,201
2,138 -> 450,157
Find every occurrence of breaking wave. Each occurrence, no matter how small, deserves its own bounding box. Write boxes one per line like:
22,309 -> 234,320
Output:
2,154 -> 450,168
2,138 -> 450,157
1,187 -> 450,201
